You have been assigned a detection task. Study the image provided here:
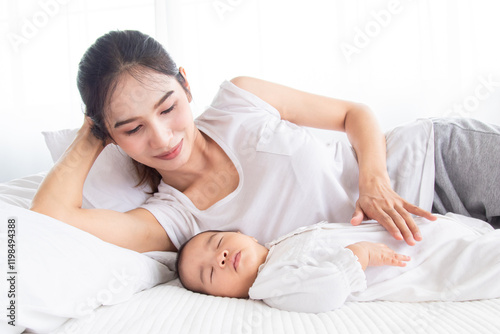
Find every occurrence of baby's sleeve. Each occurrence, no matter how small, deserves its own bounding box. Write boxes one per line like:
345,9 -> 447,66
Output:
249,245 -> 367,313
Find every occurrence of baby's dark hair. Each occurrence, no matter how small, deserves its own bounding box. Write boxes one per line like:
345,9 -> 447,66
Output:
175,230 -> 223,291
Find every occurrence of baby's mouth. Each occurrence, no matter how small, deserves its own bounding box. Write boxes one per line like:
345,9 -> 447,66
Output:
233,251 -> 241,271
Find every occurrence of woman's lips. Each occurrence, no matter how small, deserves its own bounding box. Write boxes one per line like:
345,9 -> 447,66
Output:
233,251 -> 241,271
155,140 -> 183,160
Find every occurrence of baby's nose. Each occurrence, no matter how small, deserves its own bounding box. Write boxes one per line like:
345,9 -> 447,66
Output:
217,250 -> 228,268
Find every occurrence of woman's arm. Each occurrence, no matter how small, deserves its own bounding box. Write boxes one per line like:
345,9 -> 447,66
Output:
30,119 -> 176,253
230,76 -> 436,245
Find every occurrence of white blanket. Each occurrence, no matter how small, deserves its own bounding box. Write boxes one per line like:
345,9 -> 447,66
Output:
250,216 -> 499,312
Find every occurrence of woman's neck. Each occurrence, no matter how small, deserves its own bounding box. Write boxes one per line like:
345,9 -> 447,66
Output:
159,129 -> 214,191
158,128 -> 240,210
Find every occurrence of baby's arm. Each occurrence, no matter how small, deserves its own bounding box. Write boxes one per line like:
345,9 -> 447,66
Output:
252,241 -> 409,313
346,242 -> 410,270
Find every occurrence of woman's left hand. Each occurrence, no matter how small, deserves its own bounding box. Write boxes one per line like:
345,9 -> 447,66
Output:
350,176 -> 436,246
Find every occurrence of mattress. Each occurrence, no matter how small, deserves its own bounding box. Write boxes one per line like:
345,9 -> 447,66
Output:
1,173 -> 499,334
54,280 -> 500,334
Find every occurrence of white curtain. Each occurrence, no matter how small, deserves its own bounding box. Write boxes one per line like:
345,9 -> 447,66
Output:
160,0 -> 500,129
1,0 -> 499,181
0,0 -> 157,182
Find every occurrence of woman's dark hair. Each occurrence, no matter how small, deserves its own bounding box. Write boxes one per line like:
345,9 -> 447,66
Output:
77,30 -> 190,192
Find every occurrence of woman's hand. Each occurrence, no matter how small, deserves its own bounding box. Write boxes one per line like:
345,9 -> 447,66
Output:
31,116 -> 105,215
346,241 -> 410,270
351,175 -> 436,246
79,116 -> 113,147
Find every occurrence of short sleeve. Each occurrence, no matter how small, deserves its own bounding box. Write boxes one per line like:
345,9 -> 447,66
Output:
208,80 -> 281,119
140,182 -> 200,250
249,244 -> 367,313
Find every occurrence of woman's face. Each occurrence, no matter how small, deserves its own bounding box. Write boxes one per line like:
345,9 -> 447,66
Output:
180,231 -> 269,298
105,69 -> 196,173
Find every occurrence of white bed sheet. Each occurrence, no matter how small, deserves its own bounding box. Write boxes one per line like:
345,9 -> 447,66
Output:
54,280 -> 500,334
1,174 -> 499,334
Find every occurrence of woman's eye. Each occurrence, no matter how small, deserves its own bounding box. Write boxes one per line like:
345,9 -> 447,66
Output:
161,104 -> 175,115
217,237 -> 223,249
125,126 -> 141,135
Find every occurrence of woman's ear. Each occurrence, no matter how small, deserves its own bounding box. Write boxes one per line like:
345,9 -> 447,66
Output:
178,67 -> 192,103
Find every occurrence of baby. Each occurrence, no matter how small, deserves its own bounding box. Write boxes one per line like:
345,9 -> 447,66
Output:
176,229 -> 409,303
176,216 -> 500,313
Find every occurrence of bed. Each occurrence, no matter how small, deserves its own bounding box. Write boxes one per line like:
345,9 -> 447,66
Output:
1,129 -> 500,334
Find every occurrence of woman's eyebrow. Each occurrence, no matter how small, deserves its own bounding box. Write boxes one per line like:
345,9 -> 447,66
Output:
154,90 -> 174,109
114,117 -> 139,129
114,90 -> 174,128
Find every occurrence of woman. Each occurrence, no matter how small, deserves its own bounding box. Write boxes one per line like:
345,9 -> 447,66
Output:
30,30 -> 499,253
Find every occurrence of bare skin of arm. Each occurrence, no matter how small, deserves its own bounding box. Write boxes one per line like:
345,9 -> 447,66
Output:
346,242 -> 410,271
230,76 -> 436,245
30,119 -> 176,253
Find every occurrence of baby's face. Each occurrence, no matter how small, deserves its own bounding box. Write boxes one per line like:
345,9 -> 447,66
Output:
180,231 -> 268,298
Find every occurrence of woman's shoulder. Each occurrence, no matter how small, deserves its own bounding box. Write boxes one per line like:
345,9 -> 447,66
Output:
203,78 -> 281,118
194,79 -> 283,145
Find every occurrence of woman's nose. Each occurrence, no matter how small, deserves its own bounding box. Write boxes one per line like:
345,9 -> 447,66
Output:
217,250 -> 228,268
150,125 -> 173,149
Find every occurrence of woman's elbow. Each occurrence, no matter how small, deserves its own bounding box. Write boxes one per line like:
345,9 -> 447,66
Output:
30,198 -> 72,223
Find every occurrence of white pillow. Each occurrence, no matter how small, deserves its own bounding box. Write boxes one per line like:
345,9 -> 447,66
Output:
42,129 -> 151,212
0,173 -> 46,209
0,202 -> 175,333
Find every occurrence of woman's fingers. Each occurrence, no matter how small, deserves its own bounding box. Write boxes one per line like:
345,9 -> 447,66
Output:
360,203 -> 412,244
350,202 -> 366,226
380,208 -> 417,245
372,209 -> 405,241
392,200 -> 437,244
404,202 -> 437,222
394,205 -> 421,243
355,194 -> 436,245
84,115 -> 94,127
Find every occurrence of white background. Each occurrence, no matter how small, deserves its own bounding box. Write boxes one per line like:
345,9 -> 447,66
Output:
1,0 -> 500,182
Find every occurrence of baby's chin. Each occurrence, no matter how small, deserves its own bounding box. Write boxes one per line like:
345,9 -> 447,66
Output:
225,291 -> 250,299
213,283 -> 252,299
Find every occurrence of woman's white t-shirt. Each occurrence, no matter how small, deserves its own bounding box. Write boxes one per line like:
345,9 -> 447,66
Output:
141,81 -> 435,249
